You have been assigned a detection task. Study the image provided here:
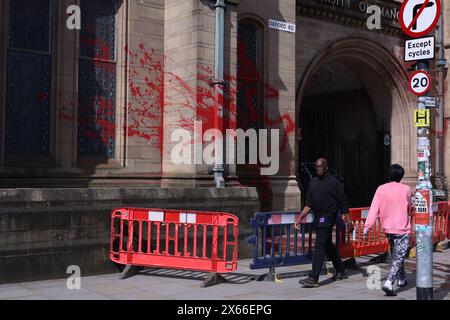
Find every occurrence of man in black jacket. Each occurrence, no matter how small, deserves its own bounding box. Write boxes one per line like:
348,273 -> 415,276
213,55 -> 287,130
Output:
295,158 -> 354,287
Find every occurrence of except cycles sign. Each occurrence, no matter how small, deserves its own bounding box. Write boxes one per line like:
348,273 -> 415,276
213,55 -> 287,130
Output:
400,0 -> 441,38
404,36 -> 435,62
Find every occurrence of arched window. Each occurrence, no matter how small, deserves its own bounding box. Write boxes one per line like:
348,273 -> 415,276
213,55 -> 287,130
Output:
5,0 -> 52,160
237,19 -> 264,131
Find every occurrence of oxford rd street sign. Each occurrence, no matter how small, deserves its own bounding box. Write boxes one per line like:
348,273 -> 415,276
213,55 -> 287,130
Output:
400,0 -> 441,38
268,19 -> 296,33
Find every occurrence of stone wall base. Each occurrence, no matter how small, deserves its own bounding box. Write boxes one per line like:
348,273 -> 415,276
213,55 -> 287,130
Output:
0,187 -> 259,284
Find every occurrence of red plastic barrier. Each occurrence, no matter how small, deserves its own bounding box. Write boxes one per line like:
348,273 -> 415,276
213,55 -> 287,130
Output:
339,207 -> 390,258
433,202 -> 448,243
110,208 -> 239,273
448,201 -> 450,240
410,201 -> 448,247
409,211 -> 416,248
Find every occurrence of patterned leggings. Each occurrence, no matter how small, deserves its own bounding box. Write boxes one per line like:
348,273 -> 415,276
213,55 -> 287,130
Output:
387,233 -> 410,283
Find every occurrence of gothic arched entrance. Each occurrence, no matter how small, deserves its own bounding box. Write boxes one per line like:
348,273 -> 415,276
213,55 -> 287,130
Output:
297,38 -> 415,208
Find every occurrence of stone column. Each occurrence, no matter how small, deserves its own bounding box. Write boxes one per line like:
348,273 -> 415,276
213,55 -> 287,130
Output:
237,0 -> 300,211
162,0 -> 239,187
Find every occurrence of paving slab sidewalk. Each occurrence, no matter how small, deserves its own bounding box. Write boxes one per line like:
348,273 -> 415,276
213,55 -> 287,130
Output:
1,246 -> 448,300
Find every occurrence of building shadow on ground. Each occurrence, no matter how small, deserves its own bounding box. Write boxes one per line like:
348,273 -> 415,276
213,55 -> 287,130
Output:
135,268 -> 257,285
394,253 -> 450,300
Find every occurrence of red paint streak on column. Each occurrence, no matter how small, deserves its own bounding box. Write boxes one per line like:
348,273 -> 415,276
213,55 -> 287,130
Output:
264,113 -> 296,151
237,40 -> 293,152
241,164 -> 274,210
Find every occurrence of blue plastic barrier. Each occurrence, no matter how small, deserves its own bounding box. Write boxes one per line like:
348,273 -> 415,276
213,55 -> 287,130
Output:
247,211 -> 314,269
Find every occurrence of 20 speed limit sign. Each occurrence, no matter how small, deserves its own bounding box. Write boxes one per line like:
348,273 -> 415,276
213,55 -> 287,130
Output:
409,71 -> 431,95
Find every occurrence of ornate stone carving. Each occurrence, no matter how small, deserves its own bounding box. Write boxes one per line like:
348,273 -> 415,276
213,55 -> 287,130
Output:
297,0 -> 405,38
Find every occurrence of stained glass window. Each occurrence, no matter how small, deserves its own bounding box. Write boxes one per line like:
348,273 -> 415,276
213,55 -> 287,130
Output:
5,0 -> 52,158
237,21 -> 262,130
8,0 -> 51,52
78,0 -> 117,159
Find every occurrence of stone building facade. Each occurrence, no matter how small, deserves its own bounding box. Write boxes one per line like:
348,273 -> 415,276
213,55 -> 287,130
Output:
0,0 -> 448,282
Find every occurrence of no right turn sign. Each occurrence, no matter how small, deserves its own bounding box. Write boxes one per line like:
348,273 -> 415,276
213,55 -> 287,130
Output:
400,0 -> 441,38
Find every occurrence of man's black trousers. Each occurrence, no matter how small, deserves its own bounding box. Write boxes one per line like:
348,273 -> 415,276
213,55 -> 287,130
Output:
311,214 -> 345,281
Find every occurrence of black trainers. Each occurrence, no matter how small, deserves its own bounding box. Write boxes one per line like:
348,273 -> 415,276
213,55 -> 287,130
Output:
382,285 -> 397,296
331,271 -> 348,281
299,277 -> 319,288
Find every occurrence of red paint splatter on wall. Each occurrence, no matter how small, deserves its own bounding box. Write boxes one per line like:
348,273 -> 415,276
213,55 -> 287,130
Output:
236,39 -> 294,152
79,97 -> 116,145
59,40 -> 295,177
79,35 -> 115,72
125,45 -> 164,151
124,42 -> 295,150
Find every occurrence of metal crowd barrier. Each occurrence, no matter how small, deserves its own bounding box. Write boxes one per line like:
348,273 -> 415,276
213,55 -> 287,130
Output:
247,211 -> 317,269
110,208 -> 239,287
248,202 -> 450,271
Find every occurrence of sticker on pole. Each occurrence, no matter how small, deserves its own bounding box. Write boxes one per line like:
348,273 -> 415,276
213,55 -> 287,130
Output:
414,109 -> 430,127
409,71 -> 431,95
414,189 -> 432,225
424,96 -> 436,107
400,0 -> 441,38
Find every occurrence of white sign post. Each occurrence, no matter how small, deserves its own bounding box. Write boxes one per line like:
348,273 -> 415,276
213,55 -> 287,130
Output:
400,0 -> 441,302
405,36 -> 435,62
268,19 -> 296,33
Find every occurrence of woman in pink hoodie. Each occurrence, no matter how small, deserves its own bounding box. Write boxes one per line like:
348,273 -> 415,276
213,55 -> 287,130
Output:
363,164 -> 414,296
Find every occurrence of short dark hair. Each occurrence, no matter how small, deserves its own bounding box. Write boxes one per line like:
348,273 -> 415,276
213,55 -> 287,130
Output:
388,164 -> 404,182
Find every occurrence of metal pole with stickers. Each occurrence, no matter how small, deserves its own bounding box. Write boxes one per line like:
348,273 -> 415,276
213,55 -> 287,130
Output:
400,0 -> 442,300
414,80 -> 434,300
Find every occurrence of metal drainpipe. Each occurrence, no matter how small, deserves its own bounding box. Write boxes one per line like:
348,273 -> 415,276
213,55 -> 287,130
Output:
212,0 -> 225,188
437,8 -> 448,194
